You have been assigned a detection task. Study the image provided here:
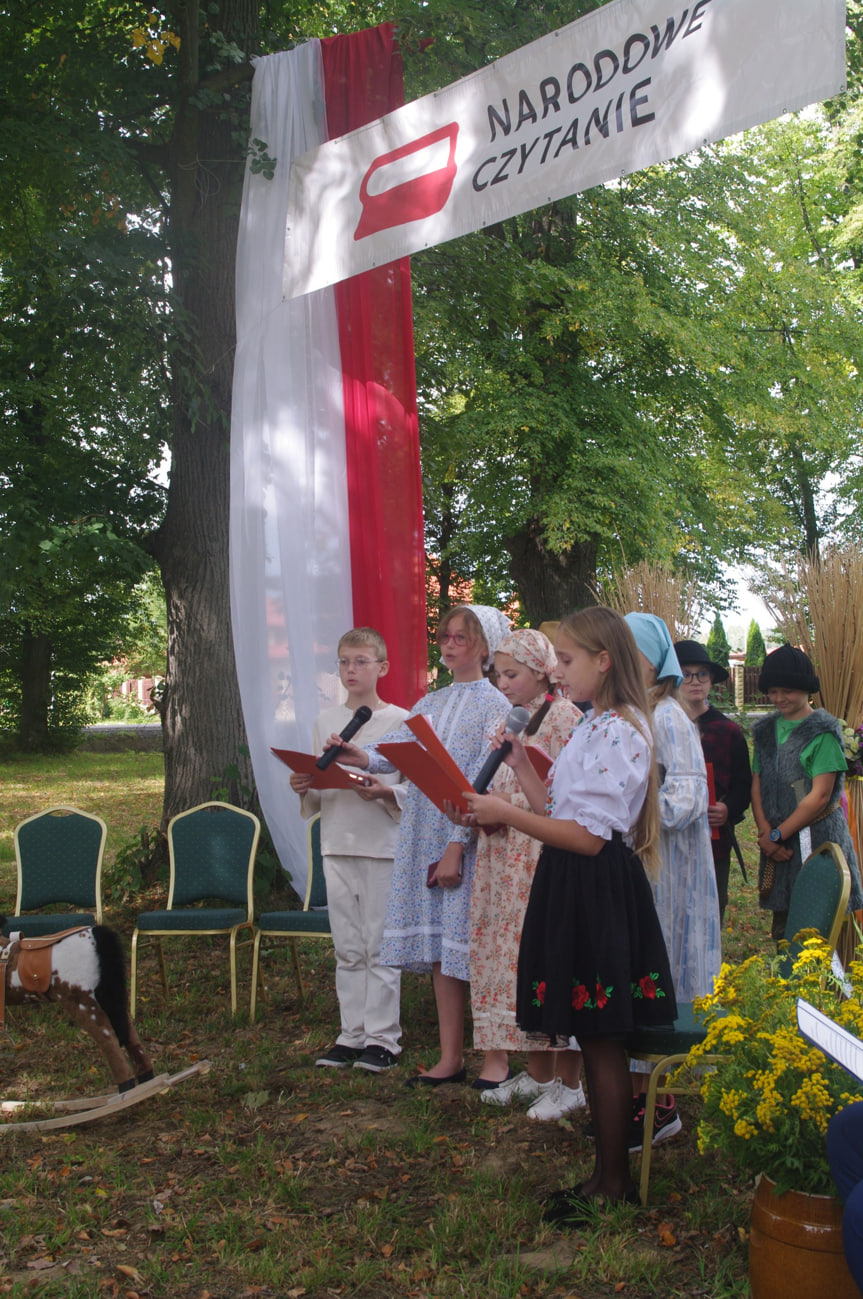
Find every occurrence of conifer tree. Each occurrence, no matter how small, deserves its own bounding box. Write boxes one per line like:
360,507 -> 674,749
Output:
745,619 -> 767,666
706,613 -> 732,669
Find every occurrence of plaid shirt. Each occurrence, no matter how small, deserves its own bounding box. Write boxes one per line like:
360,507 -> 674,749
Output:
694,704 -> 752,860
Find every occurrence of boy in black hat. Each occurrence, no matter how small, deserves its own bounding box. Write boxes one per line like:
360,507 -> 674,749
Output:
674,640 -> 752,925
751,643 -> 862,941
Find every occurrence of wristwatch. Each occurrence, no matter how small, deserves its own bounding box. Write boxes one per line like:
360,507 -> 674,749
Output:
769,827 -> 783,844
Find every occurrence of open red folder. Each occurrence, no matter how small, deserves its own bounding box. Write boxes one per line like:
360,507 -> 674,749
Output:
378,714 -> 473,814
378,716 -> 555,814
270,747 -> 370,792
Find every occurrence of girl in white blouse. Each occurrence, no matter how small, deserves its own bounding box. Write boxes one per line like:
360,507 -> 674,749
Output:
465,606 -> 676,1223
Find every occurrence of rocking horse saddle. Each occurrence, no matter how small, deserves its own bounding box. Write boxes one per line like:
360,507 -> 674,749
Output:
0,926 -> 92,1026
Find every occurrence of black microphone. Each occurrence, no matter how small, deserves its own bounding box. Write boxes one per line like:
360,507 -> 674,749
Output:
472,706 -> 531,793
316,705 -> 373,771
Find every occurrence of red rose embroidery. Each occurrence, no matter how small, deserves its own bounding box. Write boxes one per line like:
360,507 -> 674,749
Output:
533,980 -> 546,1006
595,983 -> 608,1009
639,975 -> 657,999
571,983 -> 590,1010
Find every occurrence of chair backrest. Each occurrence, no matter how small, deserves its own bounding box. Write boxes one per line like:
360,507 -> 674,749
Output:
302,814 -> 327,911
14,806 -> 106,916
167,802 -> 260,916
784,842 -> 851,957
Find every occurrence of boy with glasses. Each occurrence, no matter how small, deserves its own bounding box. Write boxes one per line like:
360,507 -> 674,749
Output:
290,627 -> 408,1072
674,640 -> 752,925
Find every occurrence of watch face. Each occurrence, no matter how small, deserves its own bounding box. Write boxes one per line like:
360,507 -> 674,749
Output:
770,829 -> 781,842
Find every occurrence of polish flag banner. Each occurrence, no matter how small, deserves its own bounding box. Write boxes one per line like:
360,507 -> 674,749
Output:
283,0 -> 846,300
230,28 -> 426,892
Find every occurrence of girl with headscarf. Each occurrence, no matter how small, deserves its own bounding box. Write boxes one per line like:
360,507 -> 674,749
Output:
468,629 -> 585,1116
623,613 -> 721,1147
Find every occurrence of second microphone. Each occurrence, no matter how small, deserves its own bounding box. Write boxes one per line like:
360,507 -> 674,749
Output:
472,705 -> 531,793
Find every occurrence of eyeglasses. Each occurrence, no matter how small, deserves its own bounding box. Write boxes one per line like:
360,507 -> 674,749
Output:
337,657 -> 381,669
682,670 -> 711,683
438,632 -> 468,646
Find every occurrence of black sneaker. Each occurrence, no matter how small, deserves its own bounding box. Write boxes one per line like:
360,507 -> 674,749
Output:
353,1046 -> 399,1073
629,1100 -> 682,1152
315,1043 -> 364,1068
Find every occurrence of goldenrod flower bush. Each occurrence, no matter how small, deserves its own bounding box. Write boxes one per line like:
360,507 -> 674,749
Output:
684,937 -> 863,1196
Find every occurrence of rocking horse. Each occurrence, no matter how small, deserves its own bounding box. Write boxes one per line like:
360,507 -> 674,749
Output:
0,922 -> 209,1132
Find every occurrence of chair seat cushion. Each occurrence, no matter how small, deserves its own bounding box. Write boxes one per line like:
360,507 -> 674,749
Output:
257,910 -> 331,936
628,1001 -> 708,1056
136,909 -> 249,933
3,913 -> 96,938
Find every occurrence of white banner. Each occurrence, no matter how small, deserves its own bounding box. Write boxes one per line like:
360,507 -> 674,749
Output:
283,0 -> 845,299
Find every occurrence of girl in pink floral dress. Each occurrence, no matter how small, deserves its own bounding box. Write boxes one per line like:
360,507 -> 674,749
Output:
469,629 -> 584,1118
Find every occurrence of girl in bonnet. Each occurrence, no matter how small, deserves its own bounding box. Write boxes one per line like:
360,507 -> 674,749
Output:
468,628 -> 586,1117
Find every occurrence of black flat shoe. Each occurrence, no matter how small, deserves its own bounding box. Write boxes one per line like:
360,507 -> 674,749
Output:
543,1185 -> 640,1226
471,1068 -> 515,1092
405,1067 -> 467,1088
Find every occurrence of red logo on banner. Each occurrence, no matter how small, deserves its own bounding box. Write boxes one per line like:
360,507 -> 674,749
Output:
354,123 -> 459,241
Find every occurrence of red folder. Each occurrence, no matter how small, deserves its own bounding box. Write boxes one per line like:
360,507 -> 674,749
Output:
525,746 -> 553,782
378,714 -> 475,814
706,761 -> 720,840
270,748 -> 370,792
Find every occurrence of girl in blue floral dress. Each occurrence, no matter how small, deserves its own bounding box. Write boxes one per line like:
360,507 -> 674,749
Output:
465,606 -> 676,1220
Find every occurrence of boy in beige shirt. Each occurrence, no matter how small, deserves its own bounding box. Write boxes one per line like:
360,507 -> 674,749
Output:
290,628 -> 408,1072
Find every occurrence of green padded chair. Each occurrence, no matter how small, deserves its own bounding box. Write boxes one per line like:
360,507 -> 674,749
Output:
629,842 -> 851,1205
780,840 -> 850,974
3,806 -> 106,938
250,814 -> 330,1020
131,801 -> 260,1018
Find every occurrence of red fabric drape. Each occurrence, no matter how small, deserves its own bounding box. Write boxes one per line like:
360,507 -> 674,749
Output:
321,26 -> 427,709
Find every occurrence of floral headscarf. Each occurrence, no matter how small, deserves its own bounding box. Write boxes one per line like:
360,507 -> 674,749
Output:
495,628 -> 557,680
467,605 -> 512,670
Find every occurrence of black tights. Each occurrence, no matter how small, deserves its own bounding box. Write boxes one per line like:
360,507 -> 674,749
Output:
579,1035 -> 637,1198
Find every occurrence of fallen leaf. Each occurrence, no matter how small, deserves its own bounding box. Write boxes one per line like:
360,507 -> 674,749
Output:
117,1265 -> 145,1285
657,1221 -> 677,1247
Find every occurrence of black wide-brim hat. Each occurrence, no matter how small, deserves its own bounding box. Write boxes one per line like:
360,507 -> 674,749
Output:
673,639 -> 729,685
757,643 -> 820,695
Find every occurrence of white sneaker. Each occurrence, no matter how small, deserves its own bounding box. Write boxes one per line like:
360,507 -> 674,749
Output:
480,1071 -> 546,1107
526,1078 -> 586,1121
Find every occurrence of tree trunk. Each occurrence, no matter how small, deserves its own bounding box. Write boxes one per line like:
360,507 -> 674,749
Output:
17,630 -> 53,752
148,0 -> 257,824
507,521 -> 598,627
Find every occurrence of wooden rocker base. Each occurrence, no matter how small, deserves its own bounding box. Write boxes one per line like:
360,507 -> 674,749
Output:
0,1060 -> 211,1133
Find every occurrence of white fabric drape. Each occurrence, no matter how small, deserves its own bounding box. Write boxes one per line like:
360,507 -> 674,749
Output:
230,47 -> 353,893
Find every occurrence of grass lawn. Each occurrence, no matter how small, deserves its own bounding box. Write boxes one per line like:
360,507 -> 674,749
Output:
0,749 -> 166,884
0,748 -> 777,1297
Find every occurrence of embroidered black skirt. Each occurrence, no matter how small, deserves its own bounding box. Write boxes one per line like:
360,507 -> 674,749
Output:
516,835 -> 677,1042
